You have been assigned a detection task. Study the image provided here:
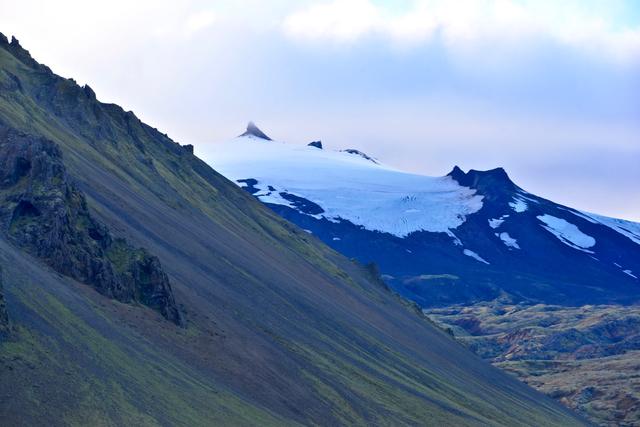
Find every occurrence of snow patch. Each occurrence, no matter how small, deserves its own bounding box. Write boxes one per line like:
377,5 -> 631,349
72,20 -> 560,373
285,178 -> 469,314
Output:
463,249 -> 490,264
584,212 -> 640,246
332,237 -> 341,241
509,197 -> 528,213
623,270 -> 638,279
537,214 -> 596,253
489,218 -> 504,229
488,214 -> 509,229
254,189 -> 295,209
448,231 -> 463,246
496,232 -> 520,249
517,192 -> 539,204
559,208 -> 599,224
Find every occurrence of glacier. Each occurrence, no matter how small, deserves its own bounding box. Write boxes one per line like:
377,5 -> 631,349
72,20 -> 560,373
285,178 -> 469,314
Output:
208,134 -> 484,238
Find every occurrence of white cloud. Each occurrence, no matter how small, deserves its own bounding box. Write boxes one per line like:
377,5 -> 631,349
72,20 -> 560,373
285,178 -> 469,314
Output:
283,0 -> 381,42
184,10 -> 217,37
283,0 -> 640,62
1,0 -> 637,220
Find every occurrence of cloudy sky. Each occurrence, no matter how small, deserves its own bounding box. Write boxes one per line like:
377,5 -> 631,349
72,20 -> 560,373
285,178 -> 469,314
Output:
1,0 -> 639,220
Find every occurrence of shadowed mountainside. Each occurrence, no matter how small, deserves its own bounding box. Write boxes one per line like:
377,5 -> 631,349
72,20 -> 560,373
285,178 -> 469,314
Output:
0,33 -> 584,426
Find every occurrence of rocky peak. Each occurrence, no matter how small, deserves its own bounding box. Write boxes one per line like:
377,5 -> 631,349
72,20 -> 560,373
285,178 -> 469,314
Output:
0,33 -> 40,70
0,125 -> 183,326
448,165 -> 466,183
82,84 -> 96,100
307,141 -> 323,149
448,166 -> 519,198
240,121 -> 272,140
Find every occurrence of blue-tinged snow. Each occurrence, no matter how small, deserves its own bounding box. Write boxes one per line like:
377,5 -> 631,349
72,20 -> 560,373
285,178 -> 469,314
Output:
489,218 -> 504,229
614,263 -> 638,280
561,208 -> 599,224
463,249 -> 490,264
488,215 -> 509,229
449,232 -> 463,246
207,136 -> 484,238
517,193 -> 540,204
584,212 -> 640,246
509,197 -> 528,213
496,232 -> 520,249
537,214 -> 596,253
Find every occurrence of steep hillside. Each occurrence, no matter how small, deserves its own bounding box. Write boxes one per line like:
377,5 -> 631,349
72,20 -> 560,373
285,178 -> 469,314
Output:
206,125 -> 640,307
0,125 -> 182,324
0,34 -> 583,425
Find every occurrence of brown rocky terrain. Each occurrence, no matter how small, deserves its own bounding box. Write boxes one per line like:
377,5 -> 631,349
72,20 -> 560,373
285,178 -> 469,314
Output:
426,300 -> 640,425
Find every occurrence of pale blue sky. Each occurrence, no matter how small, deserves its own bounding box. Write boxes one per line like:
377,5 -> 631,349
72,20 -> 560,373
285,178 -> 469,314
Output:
1,0 -> 639,220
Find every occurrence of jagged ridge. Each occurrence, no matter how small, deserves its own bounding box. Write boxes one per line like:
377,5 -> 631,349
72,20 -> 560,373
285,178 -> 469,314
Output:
448,166 -> 520,201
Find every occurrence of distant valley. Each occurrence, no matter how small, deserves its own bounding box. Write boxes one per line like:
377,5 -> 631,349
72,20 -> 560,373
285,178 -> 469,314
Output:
427,301 -> 640,426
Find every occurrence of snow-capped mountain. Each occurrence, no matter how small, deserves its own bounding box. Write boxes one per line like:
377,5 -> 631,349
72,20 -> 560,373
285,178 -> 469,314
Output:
206,123 -> 640,307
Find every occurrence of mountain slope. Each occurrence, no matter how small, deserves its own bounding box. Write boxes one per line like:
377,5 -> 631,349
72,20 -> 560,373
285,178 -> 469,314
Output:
0,34 -> 584,425
0,126 -> 182,324
206,125 -> 640,307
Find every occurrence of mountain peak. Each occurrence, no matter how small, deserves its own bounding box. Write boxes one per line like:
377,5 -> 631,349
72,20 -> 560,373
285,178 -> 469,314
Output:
448,165 -> 466,182
467,167 -> 513,185
448,166 -> 520,200
448,166 -> 513,185
240,121 -> 272,141
0,32 -> 45,70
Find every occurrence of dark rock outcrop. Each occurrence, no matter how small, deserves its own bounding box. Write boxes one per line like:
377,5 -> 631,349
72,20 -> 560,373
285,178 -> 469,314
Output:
447,166 -> 519,201
0,35 -> 45,71
240,121 -> 272,140
0,126 -> 182,325
278,192 -> 325,215
340,149 -> 378,164
307,141 -> 322,149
